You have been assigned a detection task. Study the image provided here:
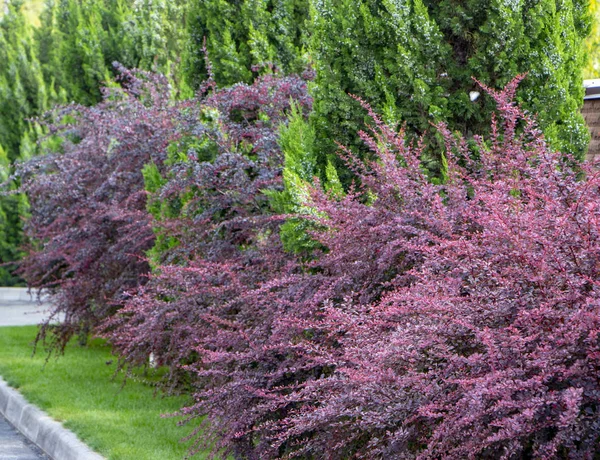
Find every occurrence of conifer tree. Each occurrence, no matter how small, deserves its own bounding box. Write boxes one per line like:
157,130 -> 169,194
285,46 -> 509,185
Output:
309,0 -> 591,179
0,1 -> 55,285
125,0 -> 188,92
0,0 -> 49,161
183,0 -> 309,89
131,0 -> 184,69
0,0 -> 192,285
101,0 -> 137,69
35,0 -> 189,105
0,143 -> 27,286
35,0 -> 68,102
48,0 -> 110,105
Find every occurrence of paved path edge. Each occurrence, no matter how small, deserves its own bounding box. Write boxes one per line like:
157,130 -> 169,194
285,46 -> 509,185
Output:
0,288 -> 48,302
0,376 -> 104,460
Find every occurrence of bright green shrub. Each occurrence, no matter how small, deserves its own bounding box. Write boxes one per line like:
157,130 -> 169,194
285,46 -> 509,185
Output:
584,0 -> 600,78
268,102 -> 343,255
0,0 -> 190,285
0,1 -> 51,285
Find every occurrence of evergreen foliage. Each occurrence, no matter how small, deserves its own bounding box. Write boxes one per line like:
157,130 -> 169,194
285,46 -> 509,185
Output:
268,102 -> 343,255
0,0 -> 52,161
309,0 -> 591,180
0,0 -> 189,285
0,145 -> 27,286
2,0 -> 191,162
36,0 -> 188,106
0,1 -> 52,285
182,0 -> 310,89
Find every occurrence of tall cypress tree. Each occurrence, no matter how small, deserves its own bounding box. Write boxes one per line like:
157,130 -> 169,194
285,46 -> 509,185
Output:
0,0 -> 49,161
123,0 -> 189,92
183,0 -> 309,89
0,143 -> 27,286
36,0 -> 68,101
309,0 -> 591,180
0,1 -> 59,286
36,0 -> 189,105
45,0 -> 110,105
0,0 -> 193,285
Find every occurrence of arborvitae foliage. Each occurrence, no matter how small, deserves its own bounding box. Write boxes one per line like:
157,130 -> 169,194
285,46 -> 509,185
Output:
17,68 -> 180,353
36,0 -> 189,106
0,0 -> 51,161
0,0 -> 53,285
0,145 -> 27,286
53,0 -> 109,105
122,0 -> 188,82
268,101 -> 343,255
5,0 -> 189,160
182,0 -> 309,89
0,0 -> 188,286
34,1 -> 65,104
310,0 -> 591,180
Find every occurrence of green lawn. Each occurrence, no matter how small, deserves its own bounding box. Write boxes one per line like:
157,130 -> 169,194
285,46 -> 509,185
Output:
0,326 -> 204,459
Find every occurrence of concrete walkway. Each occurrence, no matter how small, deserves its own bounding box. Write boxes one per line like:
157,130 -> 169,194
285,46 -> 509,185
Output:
0,415 -> 48,460
0,288 -> 53,327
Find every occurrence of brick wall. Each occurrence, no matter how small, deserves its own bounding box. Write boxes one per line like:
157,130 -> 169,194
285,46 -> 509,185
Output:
583,98 -> 600,162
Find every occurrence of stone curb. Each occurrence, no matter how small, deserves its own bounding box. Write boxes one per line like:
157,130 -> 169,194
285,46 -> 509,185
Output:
0,377 -> 104,460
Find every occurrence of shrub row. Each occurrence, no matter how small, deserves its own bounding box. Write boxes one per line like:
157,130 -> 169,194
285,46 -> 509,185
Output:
18,68 -> 600,458
18,66 -> 312,358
